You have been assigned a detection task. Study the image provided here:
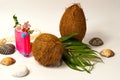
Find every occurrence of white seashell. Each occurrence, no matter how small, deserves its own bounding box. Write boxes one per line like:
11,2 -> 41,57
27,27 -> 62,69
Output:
11,65 -> 29,77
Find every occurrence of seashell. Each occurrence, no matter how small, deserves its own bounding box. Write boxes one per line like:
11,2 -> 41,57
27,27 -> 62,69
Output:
0,43 -> 15,55
89,37 -> 104,46
0,57 -> 16,66
11,65 -> 29,77
0,38 -> 7,46
100,49 -> 115,58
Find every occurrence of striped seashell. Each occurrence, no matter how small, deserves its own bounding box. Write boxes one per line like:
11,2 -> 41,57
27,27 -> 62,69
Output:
0,44 -> 15,55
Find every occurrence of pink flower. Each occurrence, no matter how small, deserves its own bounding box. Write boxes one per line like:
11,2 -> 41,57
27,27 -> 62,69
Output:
23,21 -> 31,31
15,25 -> 23,32
15,21 -> 33,34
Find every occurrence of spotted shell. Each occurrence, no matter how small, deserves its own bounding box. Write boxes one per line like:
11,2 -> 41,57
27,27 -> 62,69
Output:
0,57 -> 16,66
0,44 -> 15,55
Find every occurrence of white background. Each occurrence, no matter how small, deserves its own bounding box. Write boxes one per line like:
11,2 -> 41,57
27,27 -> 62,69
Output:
0,0 -> 120,80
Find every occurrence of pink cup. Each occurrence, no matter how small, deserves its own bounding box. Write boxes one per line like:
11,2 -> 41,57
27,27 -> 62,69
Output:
15,30 -> 31,57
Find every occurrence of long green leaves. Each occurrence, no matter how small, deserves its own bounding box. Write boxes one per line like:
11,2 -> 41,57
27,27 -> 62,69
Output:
60,33 -> 102,73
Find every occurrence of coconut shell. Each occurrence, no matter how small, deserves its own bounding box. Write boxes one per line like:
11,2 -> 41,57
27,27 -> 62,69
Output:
60,4 -> 86,41
32,33 -> 64,66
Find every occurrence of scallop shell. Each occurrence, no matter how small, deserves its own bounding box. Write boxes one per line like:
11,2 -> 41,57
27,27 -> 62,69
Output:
0,57 -> 16,66
0,43 -> 15,55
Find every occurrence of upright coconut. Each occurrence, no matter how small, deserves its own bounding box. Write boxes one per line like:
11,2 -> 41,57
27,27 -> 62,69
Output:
60,4 -> 86,41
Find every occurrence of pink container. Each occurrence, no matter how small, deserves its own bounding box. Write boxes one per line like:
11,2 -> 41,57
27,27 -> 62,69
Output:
15,30 -> 31,57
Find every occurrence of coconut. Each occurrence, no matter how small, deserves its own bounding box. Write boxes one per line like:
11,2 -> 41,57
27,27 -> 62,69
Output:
32,33 -> 64,66
59,4 -> 86,41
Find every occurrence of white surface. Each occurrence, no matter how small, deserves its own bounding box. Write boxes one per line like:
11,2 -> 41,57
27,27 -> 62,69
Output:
0,0 -> 120,80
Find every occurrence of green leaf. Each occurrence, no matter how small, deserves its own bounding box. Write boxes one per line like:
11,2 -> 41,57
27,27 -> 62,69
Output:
80,54 -> 102,60
60,32 -> 103,73
77,57 -> 93,66
64,60 -> 84,71
62,52 -> 87,72
62,40 -> 84,47
69,49 -> 96,54
63,51 -> 92,73
13,15 -> 20,28
66,45 -> 89,50
28,30 -> 34,34
73,57 -> 91,73
59,32 -> 78,42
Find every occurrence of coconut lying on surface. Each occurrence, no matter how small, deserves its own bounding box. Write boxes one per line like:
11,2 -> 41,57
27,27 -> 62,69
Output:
32,33 -> 64,66
60,4 -> 86,41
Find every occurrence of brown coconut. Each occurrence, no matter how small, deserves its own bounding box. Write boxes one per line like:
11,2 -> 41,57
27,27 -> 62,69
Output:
32,33 -> 64,66
60,4 -> 86,41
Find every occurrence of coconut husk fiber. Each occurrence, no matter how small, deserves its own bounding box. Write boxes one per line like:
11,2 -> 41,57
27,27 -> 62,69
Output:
32,33 -> 64,66
60,3 -> 86,41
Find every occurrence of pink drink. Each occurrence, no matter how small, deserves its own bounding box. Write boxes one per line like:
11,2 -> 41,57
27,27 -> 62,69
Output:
15,30 -> 31,57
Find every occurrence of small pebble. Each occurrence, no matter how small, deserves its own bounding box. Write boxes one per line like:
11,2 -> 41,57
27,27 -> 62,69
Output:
11,65 -> 29,77
89,37 -> 103,46
100,49 -> 115,58
0,57 -> 16,66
